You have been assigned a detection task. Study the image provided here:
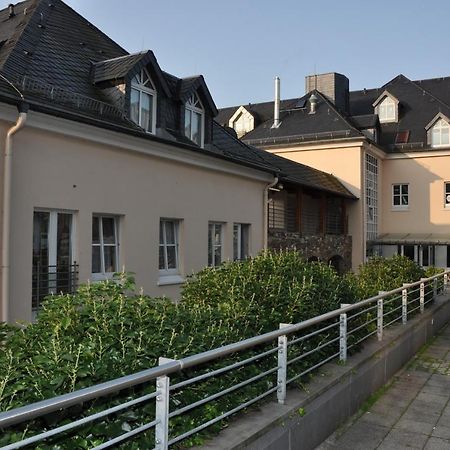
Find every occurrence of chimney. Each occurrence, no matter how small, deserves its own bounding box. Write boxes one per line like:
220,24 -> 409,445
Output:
8,3 -> 15,18
272,76 -> 281,128
305,73 -> 349,113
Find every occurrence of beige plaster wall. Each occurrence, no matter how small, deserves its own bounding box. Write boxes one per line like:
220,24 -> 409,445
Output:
264,144 -> 365,269
1,119 -> 269,323
381,154 -> 450,234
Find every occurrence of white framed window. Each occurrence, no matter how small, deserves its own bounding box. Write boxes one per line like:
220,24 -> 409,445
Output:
392,184 -> 409,208
445,182 -> 450,208
430,119 -> 450,147
365,153 -> 378,244
159,219 -> 180,276
185,93 -> 204,147
233,224 -> 250,261
92,215 -> 119,280
377,96 -> 396,123
208,222 -> 223,267
130,69 -> 157,133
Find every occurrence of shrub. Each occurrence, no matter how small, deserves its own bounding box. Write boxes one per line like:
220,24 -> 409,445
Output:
0,251 -> 357,449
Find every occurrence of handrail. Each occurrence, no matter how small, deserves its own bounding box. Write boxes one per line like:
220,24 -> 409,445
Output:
0,270 -> 449,437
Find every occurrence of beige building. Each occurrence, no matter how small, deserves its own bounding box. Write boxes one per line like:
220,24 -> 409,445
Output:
0,2 -> 353,323
218,72 -> 450,271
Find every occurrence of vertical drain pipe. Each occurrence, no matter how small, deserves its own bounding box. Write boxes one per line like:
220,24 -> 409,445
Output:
2,103 -> 28,323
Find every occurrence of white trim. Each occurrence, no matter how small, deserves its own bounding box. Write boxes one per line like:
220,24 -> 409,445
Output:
185,93 -> 205,148
0,104 -> 273,183
157,275 -> 185,286
158,219 -> 181,277
130,69 -> 157,134
392,183 -> 409,209
91,215 -> 119,280
208,222 -> 224,267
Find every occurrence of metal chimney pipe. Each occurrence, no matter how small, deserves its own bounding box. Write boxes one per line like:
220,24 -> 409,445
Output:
272,76 -> 280,128
8,4 -> 15,18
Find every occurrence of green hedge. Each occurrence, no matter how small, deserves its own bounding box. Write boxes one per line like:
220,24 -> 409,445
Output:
0,252 -> 435,449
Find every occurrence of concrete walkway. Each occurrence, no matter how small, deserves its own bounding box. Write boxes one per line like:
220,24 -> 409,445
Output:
317,323 -> 450,450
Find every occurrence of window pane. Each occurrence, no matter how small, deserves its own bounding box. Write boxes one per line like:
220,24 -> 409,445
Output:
92,216 -> 100,244
208,224 -> 213,266
214,225 -> 222,245
184,109 -> 191,138
102,217 -> 116,244
166,246 -> 177,269
141,92 -> 153,132
165,221 -> 175,245
401,185 -> 408,194
160,221 -> 164,245
191,111 -> 201,145
33,212 -> 50,264
393,196 -> 400,206
103,246 -> 117,273
92,246 -> 101,273
159,245 -> 165,270
130,88 -> 140,125
57,214 -> 72,268
393,185 -> 400,195
241,225 -> 249,259
214,246 -> 222,266
442,127 -> 449,144
401,195 -> 408,205
233,224 -> 239,260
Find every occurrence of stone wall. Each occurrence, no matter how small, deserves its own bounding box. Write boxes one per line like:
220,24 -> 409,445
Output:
268,231 -> 352,273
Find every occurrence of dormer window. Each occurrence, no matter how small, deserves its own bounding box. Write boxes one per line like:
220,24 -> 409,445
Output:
130,69 -> 156,133
430,119 -> 450,147
373,91 -> 399,124
228,106 -> 255,138
184,93 -> 204,147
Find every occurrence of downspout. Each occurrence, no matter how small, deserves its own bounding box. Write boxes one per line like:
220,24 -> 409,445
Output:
263,176 -> 279,250
2,102 -> 28,323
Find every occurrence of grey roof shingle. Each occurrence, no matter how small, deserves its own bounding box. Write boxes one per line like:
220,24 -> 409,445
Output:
92,52 -> 149,84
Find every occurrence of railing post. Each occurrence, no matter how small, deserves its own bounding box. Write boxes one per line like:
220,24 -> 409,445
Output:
277,323 -> 290,405
377,292 -> 385,341
339,312 -> 347,363
420,279 -> 426,313
402,284 -> 408,324
339,304 -> 349,363
444,273 -> 448,294
155,357 -> 174,450
433,278 -> 438,300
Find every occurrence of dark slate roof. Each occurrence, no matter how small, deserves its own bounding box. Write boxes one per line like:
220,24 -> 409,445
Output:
241,91 -> 362,145
219,73 -> 450,153
0,0 -> 353,199
212,123 -> 355,198
92,51 -> 150,84
349,114 -> 379,129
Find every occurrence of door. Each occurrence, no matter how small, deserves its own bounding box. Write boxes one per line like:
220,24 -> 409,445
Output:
32,211 -> 74,310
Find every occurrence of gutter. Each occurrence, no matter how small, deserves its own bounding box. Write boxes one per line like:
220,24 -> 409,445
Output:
2,102 -> 28,323
263,176 -> 279,249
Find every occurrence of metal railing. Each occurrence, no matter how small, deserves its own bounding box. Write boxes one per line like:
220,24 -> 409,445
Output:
0,271 -> 448,450
32,262 -> 79,310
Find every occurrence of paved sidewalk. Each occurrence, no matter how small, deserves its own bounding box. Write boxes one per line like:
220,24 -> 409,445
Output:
317,324 -> 450,450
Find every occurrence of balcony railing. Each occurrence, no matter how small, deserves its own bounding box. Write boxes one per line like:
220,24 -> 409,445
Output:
32,263 -> 79,310
0,271 -> 448,449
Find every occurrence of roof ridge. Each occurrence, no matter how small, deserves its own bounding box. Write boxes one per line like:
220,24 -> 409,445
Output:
93,51 -> 149,65
312,90 -> 363,136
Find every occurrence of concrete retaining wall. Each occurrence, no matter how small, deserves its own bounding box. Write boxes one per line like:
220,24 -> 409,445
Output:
200,294 -> 450,450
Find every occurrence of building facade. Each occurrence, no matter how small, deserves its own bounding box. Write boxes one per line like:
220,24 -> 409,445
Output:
0,1 -> 353,323
218,72 -> 450,271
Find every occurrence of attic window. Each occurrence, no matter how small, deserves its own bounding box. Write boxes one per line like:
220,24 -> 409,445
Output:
185,93 -> 204,147
430,119 -> 450,147
395,131 -> 410,144
377,96 -> 396,123
130,69 -> 156,134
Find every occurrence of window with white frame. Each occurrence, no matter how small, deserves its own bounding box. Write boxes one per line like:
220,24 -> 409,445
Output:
430,119 -> 450,147
130,69 -> 156,133
377,96 -> 396,123
365,153 -> 378,244
392,184 -> 409,208
445,182 -> 450,208
185,93 -> 204,147
159,219 -> 180,276
233,224 -> 250,260
208,222 -> 223,267
92,215 -> 119,278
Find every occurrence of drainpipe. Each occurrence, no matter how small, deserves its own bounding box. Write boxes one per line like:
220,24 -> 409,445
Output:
263,176 -> 279,250
2,102 -> 28,323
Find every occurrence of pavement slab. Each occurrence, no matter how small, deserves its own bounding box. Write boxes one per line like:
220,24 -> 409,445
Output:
316,323 -> 450,449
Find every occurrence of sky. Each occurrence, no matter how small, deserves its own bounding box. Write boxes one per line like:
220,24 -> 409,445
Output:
2,0 -> 450,108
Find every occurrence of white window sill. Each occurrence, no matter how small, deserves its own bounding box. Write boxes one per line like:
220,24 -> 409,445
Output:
391,207 -> 409,211
157,275 -> 185,286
